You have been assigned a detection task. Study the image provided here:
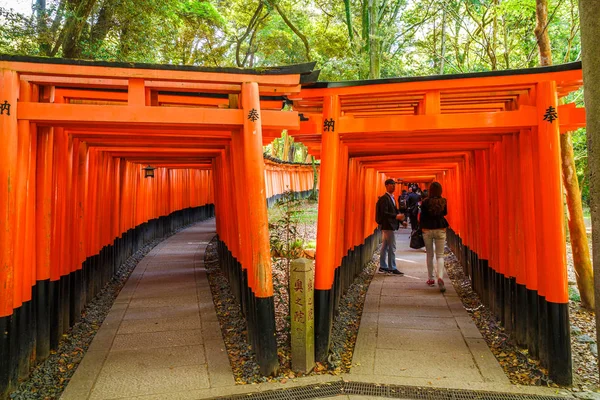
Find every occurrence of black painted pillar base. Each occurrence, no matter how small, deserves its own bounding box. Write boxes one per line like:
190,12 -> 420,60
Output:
503,277 -> 515,334
538,296 -> 549,368
0,315 -> 10,398
255,296 -> 278,376
315,288 -> 334,363
515,283 -> 528,347
481,259 -> 490,308
527,288 -> 540,359
547,301 -> 572,385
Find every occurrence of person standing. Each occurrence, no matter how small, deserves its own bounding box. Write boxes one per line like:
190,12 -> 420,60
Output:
406,186 -> 421,231
375,179 -> 405,275
420,182 -> 449,292
398,189 -> 409,228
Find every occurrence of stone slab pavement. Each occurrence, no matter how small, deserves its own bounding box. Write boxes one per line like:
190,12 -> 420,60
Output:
61,219 -> 241,400
63,220 -> 569,399
345,228 -> 567,398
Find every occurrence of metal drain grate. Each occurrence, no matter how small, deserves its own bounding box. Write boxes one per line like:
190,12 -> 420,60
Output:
217,381 -> 344,400
209,380 -> 570,400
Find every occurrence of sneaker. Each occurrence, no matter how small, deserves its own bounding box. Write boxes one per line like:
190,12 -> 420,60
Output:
378,268 -> 390,274
426,279 -> 435,287
390,269 -> 404,276
438,278 -> 446,293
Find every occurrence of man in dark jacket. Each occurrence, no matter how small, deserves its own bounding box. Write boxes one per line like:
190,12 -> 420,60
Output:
375,179 -> 405,275
406,186 -> 422,231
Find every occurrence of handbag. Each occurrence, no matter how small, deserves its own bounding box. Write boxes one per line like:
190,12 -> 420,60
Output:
410,228 -> 425,249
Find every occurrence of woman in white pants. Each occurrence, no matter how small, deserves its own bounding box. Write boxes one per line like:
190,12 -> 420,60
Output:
419,182 -> 449,292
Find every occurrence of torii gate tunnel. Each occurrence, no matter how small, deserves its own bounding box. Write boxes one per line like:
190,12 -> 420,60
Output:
0,56 -> 586,394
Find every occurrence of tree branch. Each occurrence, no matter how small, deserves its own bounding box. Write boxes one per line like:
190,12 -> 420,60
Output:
265,0 -> 310,60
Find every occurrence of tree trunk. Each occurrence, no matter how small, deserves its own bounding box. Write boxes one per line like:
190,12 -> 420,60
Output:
368,0 -> 380,79
61,0 -> 97,58
271,140 -> 277,156
534,0 -> 552,66
536,0 -> 594,309
282,132 -> 290,161
561,131 -> 594,308
88,0 -> 118,56
344,0 -> 354,44
267,0 -> 310,60
579,0 -> 600,371
439,8 -> 446,75
35,0 -> 51,55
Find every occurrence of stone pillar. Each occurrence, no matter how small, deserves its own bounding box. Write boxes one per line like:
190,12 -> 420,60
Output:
290,258 -> 315,373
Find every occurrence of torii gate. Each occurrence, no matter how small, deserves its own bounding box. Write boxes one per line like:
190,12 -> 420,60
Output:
0,55 -> 317,396
0,56 -> 586,395
288,62 -> 585,385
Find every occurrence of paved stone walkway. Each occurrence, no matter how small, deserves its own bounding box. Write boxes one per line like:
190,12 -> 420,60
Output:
62,219 -> 239,400
348,228 -> 516,392
63,221 -> 568,399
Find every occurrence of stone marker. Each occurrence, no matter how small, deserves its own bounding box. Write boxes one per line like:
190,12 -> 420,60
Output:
290,258 -> 315,373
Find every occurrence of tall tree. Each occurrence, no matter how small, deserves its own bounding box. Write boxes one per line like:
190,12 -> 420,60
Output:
536,0 -> 593,309
578,0 -> 600,375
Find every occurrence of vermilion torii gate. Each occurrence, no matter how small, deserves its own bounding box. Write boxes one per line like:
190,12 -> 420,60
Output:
0,56 -> 586,395
288,62 -> 585,385
0,55 -> 318,396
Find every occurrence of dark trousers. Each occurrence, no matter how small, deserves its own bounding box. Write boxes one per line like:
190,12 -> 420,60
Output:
409,209 -> 419,231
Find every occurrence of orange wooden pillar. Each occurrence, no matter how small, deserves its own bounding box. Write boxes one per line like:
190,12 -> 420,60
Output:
34,126 -> 54,363
518,129 -> 540,358
474,149 -> 491,308
0,68 -> 19,395
534,81 -> 571,385
241,82 -> 278,375
314,94 -> 340,362
333,144 -> 349,308
10,79 -> 31,377
231,132 -> 253,320
509,133 -> 527,347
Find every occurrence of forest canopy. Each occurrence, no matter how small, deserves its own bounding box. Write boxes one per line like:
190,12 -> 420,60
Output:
0,0 -> 589,202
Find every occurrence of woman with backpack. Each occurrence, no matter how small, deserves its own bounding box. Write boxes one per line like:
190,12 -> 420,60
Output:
419,182 -> 449,292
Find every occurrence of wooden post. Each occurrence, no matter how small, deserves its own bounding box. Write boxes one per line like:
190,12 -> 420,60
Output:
0,68 -> 18,397
314,95 -> 340,362
535,81 -> 571,385
290,258 -> 315,373
579,0 -> 600,381
241,82 -> 278,376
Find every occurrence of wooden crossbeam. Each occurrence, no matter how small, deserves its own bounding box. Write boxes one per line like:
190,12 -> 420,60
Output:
17,103 -> 298,130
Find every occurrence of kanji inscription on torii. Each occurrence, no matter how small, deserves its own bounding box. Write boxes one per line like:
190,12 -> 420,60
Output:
0,100 -> 10,116
323,118 -> 335,132
543,106 -> 558,124
289,258 -> 315,373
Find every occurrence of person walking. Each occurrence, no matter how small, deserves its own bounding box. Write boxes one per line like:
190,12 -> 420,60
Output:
406,186 -> 421,232
420,182 -> 449,292
375,179 -> 405,275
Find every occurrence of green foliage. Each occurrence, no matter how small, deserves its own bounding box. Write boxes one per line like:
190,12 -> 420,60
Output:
0,0 -> 589,205
569,285 -> 581,302
1,0 -> 583,79
269,189 -> 305,266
